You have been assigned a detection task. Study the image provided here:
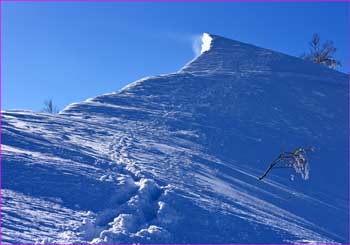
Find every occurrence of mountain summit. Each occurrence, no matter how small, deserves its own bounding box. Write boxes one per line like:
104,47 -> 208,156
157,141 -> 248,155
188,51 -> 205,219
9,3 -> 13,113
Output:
182,33 -> 343,76
3,33 -> 348,244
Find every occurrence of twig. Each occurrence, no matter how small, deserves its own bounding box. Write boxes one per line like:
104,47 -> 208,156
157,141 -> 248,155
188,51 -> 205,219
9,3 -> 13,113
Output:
259,157 -> 282,180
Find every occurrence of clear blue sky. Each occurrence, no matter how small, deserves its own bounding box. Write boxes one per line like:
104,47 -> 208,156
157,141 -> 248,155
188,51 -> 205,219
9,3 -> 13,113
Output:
2,2 -> 349,111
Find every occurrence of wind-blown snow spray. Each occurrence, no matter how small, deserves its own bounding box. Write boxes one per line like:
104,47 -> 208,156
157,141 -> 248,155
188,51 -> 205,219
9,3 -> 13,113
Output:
192,33 -> 212,56
201,33 -> 212,54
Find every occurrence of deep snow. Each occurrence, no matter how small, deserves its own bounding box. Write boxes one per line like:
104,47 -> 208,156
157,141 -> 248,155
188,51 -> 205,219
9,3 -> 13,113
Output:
2,33 -> 349,244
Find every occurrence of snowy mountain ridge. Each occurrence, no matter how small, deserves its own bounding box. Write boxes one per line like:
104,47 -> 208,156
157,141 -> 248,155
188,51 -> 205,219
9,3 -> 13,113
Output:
2,33 -> 348,244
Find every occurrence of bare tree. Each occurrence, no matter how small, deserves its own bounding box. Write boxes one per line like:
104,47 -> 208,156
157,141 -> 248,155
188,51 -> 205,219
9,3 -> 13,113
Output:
302,34 -> 341,69
259,147 -> 313,181
42,99 -> 59,114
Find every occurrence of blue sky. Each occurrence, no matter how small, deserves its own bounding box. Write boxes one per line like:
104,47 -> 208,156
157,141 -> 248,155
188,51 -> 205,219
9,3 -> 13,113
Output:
2,2 -> 349,111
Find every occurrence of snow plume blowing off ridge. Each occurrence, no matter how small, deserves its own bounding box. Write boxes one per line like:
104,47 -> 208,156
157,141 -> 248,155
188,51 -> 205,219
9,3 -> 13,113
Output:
201,33 -> 212,53
192,33 -> 212,56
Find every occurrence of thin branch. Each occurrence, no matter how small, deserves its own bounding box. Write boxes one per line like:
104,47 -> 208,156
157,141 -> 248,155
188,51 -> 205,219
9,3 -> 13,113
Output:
259,157 -> 283,180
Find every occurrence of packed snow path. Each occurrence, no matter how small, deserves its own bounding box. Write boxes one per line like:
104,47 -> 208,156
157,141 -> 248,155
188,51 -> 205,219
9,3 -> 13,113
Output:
2,34 -> 348,244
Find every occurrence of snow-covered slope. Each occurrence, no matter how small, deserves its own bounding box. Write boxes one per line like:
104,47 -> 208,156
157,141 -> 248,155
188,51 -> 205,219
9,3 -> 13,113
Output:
2,33 -> 348,244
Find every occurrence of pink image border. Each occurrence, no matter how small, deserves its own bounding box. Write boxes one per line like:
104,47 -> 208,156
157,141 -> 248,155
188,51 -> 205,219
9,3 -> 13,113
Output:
0,0 -> 348,244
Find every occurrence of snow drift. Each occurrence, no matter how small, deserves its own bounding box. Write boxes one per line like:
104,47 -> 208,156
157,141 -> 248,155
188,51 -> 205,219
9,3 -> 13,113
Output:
2,33 -> 348,244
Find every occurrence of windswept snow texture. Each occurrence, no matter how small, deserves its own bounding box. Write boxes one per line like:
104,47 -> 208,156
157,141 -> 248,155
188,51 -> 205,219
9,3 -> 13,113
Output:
2,34 -> 349,244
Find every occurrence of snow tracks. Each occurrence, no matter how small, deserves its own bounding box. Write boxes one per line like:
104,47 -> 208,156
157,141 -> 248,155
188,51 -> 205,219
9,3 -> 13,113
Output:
75,133 -> 176,244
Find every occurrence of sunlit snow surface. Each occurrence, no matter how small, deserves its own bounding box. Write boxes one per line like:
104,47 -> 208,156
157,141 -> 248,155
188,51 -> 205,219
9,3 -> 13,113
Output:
2,34 -> 349,244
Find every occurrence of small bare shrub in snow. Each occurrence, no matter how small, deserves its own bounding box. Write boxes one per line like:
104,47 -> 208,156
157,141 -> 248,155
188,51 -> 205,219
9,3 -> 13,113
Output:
42,99 -> 59,114
301,34 -> 341,69
259,147 -> 313,181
